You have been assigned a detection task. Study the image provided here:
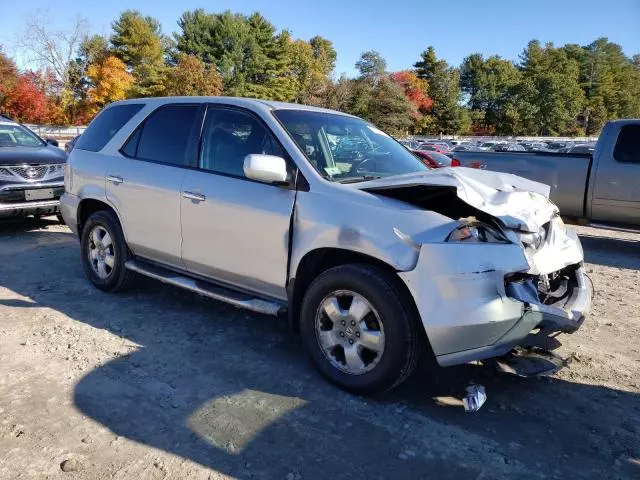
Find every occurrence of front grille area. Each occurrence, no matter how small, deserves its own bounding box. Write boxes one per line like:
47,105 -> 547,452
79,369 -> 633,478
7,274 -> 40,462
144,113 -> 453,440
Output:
11,165 -> 49,180
0,164 -> 65,182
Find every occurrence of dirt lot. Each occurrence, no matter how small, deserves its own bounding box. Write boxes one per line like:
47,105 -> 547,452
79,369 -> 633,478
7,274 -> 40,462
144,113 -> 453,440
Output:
0,218 -> 639,480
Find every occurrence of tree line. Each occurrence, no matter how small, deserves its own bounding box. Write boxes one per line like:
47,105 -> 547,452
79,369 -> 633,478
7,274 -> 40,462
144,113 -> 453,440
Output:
1,8 -> 639,136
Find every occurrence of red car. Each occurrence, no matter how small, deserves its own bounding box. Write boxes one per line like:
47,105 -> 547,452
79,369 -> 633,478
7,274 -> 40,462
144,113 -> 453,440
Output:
417,142 -> 450,154
411,149 -> 460,168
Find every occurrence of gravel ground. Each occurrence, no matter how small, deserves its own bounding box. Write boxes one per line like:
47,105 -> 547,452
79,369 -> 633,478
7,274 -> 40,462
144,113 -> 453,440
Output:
0,218 -> 639,480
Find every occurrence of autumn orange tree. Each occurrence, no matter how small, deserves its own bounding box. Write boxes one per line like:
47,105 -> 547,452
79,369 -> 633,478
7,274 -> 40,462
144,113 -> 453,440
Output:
163,54 -> 222,96
86,55 -> 133,112
390,71 -> 432,113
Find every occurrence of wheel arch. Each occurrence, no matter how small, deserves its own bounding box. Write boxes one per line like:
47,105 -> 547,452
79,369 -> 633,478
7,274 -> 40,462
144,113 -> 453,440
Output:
287,248 -> 421,334
77,198 -> 125,240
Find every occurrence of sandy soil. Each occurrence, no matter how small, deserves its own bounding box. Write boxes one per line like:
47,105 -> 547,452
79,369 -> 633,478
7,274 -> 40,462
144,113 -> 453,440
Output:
0,218 -> 638,479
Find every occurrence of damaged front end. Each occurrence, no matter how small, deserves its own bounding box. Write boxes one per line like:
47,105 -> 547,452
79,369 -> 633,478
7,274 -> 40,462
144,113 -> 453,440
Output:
360,168 -> 592,374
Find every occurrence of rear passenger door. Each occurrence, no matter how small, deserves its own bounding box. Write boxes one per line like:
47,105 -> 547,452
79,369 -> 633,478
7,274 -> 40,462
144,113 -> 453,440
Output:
180,106 -> 296,300
591,124 -> 640,225
106,104 -> 204,267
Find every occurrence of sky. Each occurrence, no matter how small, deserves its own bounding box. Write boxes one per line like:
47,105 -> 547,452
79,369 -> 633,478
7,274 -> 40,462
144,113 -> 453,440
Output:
1,0 -> 639,76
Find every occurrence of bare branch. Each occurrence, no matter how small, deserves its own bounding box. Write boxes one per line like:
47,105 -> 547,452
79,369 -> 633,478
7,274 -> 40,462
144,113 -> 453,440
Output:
15,10 -> 88,87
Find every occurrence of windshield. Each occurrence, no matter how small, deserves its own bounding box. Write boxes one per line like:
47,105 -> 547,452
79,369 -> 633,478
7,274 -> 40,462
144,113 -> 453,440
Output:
273,109 -> 428,182
0,123 -> 45,147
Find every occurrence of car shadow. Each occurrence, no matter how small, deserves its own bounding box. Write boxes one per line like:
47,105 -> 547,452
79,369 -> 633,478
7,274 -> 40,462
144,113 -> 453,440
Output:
0,216 -> 60,232
0,226 -> 638,479
578,234 -> 640,270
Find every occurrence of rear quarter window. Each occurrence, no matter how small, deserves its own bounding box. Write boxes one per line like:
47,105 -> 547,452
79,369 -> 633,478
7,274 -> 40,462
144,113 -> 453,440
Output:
76,104 -> 144,152
613,125 -> 640,164
122,104 -> 202,167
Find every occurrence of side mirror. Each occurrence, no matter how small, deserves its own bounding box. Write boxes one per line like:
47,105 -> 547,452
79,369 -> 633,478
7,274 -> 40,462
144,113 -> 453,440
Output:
243,154 -> 288,184
45,138 -> 59,147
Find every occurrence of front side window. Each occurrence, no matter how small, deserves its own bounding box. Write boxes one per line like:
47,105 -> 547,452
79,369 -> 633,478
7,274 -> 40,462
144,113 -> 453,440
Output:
123,105 -> 201,166
613,125 -> 640,164
76,104 -> 143,152
273,109 -> 427,183
199,107 -> 284,178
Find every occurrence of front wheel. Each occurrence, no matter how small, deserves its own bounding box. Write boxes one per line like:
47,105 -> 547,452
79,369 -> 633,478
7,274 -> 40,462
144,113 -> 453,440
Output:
300,264 -> 421,395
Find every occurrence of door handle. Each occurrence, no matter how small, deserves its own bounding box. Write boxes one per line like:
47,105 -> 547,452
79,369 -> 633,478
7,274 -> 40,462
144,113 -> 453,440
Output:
182,191 -> 206,202
107,175 -> 123,185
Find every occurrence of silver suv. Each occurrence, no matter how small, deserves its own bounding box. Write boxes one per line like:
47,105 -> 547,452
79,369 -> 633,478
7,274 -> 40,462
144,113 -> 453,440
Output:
61,97 -> 591,394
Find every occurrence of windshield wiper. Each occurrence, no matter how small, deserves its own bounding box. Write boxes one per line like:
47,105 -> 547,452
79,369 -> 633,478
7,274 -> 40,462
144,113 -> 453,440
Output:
336,175 -> 382,184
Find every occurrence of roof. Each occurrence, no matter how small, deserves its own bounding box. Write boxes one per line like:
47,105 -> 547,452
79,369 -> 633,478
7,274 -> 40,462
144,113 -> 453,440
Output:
109,96 -> 358,118
607,118 -> 640,127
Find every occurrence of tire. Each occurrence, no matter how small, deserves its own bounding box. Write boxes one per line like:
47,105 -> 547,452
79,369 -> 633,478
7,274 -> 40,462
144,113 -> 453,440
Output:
80,210 -> 136,292
300,264 -> 421,395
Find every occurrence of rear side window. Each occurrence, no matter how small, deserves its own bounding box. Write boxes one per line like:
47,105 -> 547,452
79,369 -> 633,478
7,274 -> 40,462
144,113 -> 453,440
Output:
125,105 -> 200,166
76,104 -> 143,152
613,125 -> 640,164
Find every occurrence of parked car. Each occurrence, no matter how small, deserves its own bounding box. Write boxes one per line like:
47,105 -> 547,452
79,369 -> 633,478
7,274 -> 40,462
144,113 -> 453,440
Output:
398,139 -> 421,150
411,149 -> 460,167
452,145 -> 481,152
545,141 -> 570,151
418,143 -> 449,154
428,141 -> 451,150
522,142 -> 549,151
61,97 -> 591,394
453,120 -> 640,226
479,141 -> 504,151
448,140 -> 471,147
493,143 -> 526,152
0,115 -> 67,220
65,135 -> 80,154
567,143 -> 595,155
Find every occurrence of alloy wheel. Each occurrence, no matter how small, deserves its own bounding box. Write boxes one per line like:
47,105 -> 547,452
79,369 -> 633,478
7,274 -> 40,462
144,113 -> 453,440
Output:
87,225 -> 115,279
315,290 -> 385,375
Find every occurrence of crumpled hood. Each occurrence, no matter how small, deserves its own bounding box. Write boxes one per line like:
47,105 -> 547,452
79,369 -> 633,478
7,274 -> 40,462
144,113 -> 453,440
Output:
357,167 -> 558,232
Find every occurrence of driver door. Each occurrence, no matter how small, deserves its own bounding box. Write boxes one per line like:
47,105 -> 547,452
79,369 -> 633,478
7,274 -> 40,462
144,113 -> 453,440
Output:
180,106 -> 296,300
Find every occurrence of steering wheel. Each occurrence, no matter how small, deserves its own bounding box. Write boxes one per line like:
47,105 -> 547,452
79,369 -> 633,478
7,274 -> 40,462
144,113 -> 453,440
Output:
353,157 -> 372,173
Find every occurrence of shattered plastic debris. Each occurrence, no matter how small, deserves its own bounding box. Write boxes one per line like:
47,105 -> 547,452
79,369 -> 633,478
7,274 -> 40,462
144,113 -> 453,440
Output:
463,384 -> 487,412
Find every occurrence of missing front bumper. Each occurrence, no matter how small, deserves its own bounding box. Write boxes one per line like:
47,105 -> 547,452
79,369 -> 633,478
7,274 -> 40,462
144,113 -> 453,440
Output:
494,347 -> 571,377
507,266 -> 591,334
435,265 -> 591,367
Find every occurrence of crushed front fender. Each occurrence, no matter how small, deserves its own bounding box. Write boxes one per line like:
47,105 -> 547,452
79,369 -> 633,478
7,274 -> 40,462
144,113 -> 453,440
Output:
398,242 -> 531,358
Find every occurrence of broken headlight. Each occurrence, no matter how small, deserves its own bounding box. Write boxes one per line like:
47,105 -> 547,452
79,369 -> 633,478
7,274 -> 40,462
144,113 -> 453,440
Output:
447,222 -> 508,243
519,224 -> 549,249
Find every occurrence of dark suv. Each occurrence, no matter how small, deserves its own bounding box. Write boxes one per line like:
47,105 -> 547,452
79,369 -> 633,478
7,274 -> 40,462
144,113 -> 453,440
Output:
0,115 -> 67,220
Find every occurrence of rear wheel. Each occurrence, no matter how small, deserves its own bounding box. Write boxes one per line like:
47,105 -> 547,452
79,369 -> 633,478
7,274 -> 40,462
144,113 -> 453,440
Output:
300,264 -> 421,394
80,210 -> 136,292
